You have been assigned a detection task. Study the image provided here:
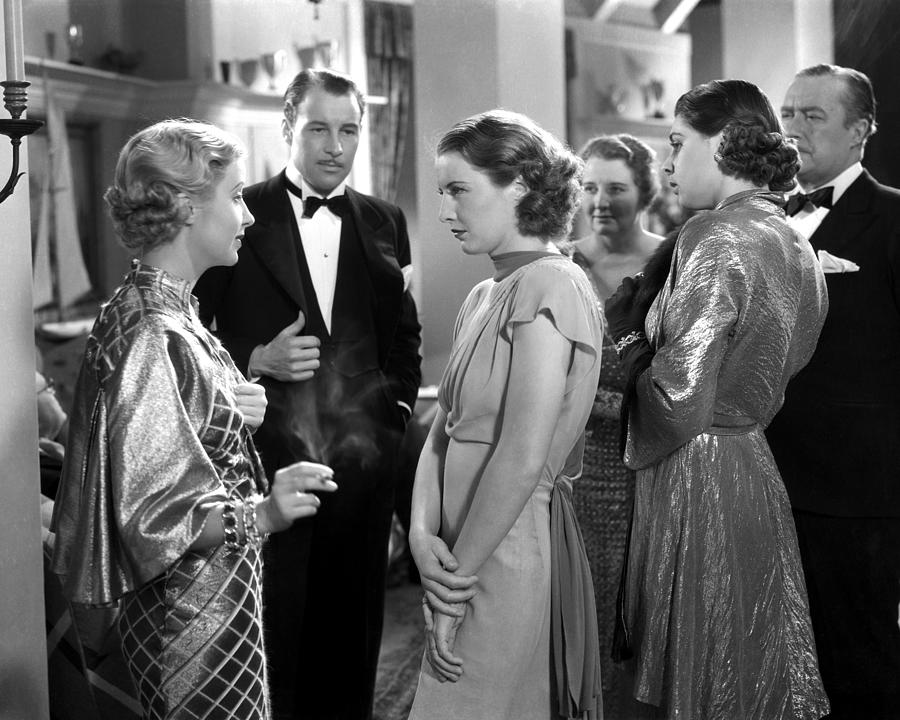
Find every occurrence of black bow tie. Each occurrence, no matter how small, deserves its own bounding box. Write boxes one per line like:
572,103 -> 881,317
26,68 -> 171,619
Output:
785,186 -> 834,217
302,194 -> 350,219
284,177 -> 350,219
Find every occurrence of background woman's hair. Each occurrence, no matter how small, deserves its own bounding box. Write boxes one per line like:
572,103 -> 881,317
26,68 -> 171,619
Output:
437,109 -> 584,239
674,79 -> 799,192
104,118 -> 245,253
579,133 -> 661,210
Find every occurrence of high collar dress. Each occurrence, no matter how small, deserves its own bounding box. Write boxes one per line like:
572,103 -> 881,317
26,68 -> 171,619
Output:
51,263 -> 271,720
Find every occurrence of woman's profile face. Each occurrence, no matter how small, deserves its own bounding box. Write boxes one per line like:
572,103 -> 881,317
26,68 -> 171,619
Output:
435,151 -> 521,257
582,156 -> 642,240
189,158 -> 255,272
662,115 -> 723,211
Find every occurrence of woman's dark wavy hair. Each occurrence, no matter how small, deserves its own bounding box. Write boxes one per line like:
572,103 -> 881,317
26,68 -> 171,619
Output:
437,109 -> 584,239
579,134 -> 661,210
674,79 -> 799,192
104,119 -> 245,253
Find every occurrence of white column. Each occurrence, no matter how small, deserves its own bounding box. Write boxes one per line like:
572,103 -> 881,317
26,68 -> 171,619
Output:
412,0 -> 566,383
794,0 -> 834,72
721,0 -> 833,109
0,3 -> 50,717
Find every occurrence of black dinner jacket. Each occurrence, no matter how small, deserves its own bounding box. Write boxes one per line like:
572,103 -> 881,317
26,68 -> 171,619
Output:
193,171 -> 422,418
766,170 -> 900,516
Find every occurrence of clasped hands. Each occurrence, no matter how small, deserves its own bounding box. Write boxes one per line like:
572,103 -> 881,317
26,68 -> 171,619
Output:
410,530 -> 479,682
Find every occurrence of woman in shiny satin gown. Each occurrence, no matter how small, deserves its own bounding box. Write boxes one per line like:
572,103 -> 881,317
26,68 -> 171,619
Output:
605,80 -> 831,719
407,110 -> 604,720
51,119 -> 336,720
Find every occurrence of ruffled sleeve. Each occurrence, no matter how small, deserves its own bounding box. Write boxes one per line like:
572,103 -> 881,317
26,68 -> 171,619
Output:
505,260 -> 603,395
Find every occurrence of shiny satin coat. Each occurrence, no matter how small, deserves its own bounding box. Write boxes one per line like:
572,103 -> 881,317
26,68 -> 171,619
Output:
51,263 -> 270,719
624,191 -> 831,719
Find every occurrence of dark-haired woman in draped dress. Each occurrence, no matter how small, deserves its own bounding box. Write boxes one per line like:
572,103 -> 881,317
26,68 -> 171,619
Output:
605,80 -> 831,719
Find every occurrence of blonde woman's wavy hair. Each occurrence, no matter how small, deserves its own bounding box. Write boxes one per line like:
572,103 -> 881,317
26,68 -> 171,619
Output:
104,118 -> 245,253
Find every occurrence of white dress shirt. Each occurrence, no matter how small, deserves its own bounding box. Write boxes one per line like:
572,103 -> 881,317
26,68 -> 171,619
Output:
787,162 -> 864,240
281,165 -> 412,421
285,163 -> 347,333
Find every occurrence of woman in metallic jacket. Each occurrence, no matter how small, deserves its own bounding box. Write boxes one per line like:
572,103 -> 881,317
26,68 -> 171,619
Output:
52,119 -> 336,720
605,80 -> 831,719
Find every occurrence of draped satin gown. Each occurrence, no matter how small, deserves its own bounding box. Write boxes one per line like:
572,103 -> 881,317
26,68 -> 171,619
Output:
621,190 -> 831,720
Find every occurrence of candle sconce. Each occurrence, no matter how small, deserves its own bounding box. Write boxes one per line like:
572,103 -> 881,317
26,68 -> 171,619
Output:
0,81 -> 43,205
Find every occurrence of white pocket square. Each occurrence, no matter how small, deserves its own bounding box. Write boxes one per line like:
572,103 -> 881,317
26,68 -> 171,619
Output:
817,249 -> 860,273
401,264 -> 414,292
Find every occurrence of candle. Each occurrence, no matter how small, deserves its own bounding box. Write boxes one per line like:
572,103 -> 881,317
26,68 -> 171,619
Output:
4,0 -> 25,82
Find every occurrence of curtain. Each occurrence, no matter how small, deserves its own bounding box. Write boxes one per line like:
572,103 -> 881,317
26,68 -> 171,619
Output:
365,1 -> 412,204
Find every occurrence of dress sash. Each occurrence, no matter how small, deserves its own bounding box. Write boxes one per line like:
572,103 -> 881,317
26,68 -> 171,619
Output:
550,474 -> 603,719
708,413 -> 758,435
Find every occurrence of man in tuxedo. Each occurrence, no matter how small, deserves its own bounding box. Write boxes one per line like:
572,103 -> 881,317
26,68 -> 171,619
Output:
194,68 -> 421,720
767,64 -> 900,719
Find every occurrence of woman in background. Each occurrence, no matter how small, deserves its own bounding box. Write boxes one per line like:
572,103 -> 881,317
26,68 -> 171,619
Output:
561,134 -> 664,718
52,119 -> 336,720
408,110 -> 604,719
605,79 -> 830,719
565,134 -> 664,301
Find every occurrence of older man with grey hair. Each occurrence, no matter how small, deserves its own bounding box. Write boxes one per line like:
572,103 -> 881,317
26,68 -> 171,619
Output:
767,63 -> 900,719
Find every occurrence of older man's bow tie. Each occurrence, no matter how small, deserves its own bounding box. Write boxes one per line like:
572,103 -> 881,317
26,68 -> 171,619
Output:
785,186 -> 834,216
303,194 -> 350,219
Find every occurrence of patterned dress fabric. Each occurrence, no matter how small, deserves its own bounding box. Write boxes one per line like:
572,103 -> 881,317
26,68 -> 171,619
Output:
409,255 -> 604,720
52,263 -> 270,720
572,320 -> 646,719
622,191 -> 830,719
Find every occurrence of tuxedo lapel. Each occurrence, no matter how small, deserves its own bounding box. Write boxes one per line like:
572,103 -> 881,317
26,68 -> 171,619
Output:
246,173 -> 308,312
809,171 -> 877,256
345,187 -> 403,288
345,188 -> 403,300
344,187 -> 404,362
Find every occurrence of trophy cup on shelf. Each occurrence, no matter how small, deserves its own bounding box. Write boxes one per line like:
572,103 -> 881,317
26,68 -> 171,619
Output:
315,40 -> 338,69
238,59 -> 258,89
261,50 -> 287,92
295,40 -> 338,71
